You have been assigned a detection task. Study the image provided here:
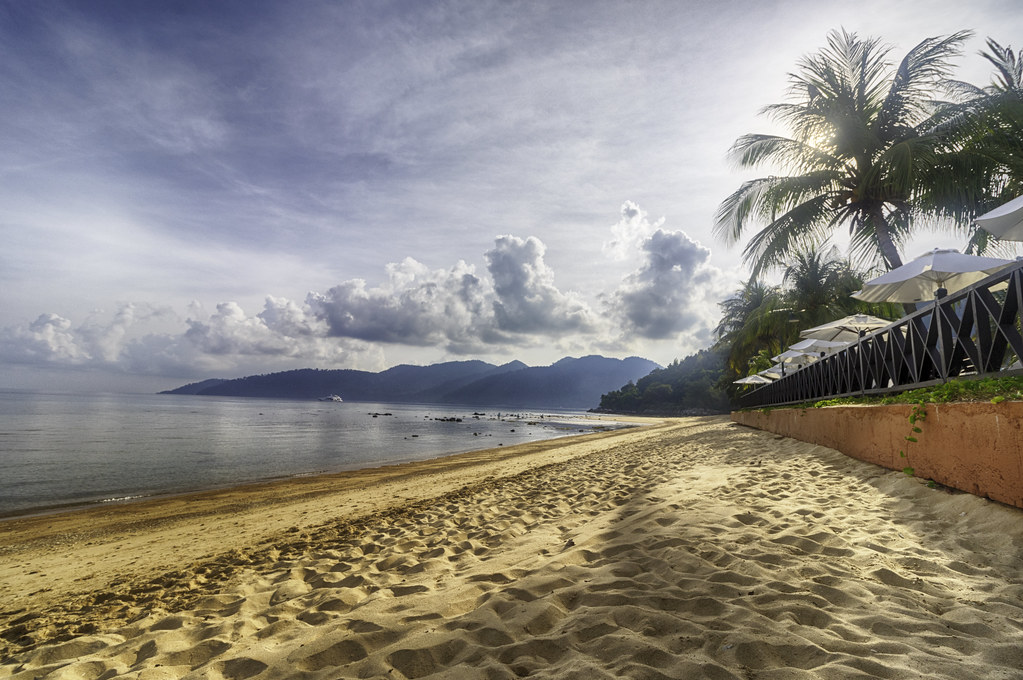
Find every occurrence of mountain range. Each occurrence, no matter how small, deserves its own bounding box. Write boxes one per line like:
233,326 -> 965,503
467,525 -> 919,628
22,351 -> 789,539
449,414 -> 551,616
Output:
161,355 -> 660,409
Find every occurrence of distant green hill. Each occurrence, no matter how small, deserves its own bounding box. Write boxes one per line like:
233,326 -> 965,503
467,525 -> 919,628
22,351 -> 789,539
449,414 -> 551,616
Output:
161,355 -> 660,410
596,348 -> 730,415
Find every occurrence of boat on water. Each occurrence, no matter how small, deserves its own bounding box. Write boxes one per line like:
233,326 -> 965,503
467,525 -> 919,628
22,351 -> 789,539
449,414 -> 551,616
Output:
319,394 -> 343,402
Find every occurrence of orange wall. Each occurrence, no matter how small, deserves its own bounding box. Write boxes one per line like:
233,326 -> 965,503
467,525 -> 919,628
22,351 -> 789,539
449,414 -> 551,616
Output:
732,403 -> 1023,509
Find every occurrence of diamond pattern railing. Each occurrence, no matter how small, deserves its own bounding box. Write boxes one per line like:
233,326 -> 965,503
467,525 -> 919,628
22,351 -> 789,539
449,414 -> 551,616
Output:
739,260 -> 1023,408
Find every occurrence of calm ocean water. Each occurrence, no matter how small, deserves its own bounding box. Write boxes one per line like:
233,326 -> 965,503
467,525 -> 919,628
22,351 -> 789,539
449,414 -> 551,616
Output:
0,391 -> 620,518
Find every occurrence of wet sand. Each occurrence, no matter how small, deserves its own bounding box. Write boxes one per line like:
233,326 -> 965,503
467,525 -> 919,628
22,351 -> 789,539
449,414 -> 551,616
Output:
2,416 -> 1023,678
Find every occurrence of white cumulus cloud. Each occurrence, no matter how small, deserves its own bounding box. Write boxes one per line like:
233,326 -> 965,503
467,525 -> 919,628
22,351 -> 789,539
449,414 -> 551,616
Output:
307,258 -> 495,351
604,208 -> 728,347
603,200 -> 666,261
485,235 -> 596,335
1,203 -> 728,384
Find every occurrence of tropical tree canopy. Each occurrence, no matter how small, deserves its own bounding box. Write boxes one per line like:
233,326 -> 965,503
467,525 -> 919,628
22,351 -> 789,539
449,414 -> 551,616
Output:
714,247 -> 898,388
716,29 -> 983,278
940,38 -> 1023,241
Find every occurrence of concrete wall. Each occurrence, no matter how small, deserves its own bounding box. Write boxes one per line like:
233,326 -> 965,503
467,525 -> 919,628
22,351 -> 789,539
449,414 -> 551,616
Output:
732,402 -> 1023,509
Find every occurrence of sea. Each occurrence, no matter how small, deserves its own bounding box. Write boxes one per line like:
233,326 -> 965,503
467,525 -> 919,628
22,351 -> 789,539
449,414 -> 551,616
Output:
0,390 -> 625,519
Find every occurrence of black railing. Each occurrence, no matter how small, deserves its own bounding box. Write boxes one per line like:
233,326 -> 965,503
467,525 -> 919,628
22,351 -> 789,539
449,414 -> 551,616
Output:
740,260 -> 1023,408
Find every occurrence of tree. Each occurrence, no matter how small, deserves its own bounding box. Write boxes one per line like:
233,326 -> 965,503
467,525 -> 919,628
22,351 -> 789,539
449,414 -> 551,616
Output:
937,38 -> 1023,248
715,279 -> 779,347
971,39 -> 1023,195
780,246 -> 864,329
715,279 -> 785,377
716,29 -> 979,278
714,247 -> 897,390
597,350 -> 730,414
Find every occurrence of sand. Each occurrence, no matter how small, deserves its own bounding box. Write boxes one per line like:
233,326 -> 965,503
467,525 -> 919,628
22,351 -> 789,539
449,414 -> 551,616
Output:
2,416 -> 1023,679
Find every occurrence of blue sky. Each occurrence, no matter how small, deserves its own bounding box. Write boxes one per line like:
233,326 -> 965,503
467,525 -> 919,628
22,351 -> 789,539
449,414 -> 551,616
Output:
2,0 -> 1021,392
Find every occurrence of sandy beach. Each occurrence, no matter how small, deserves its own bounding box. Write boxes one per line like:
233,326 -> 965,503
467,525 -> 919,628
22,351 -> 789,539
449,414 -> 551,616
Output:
2,416 -> 1023,679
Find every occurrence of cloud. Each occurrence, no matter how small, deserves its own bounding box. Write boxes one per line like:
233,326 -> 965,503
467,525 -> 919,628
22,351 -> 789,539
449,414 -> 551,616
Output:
0,300 -> 379,379
485,235 -> 596,334
0,306 -> 171,366
0,200 -> 732,383
307,237 -> 597,350
603,200 -> 666,261
604,216 -> 728,345
0,232 -> 605,379
0,313 -> 91,364
307,258 -> 495,350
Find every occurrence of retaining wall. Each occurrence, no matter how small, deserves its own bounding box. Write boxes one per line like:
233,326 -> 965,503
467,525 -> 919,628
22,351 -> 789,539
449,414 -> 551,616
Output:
732,402 -> 1023,509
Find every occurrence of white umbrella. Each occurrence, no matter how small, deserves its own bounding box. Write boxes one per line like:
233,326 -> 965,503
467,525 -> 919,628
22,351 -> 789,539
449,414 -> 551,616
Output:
789,337 -> 850,355
852,248 -> 1014,303
977,194 -> 1023,241
757,365 -> 785,380
799,314 -> 891,343
772,349 -> 815,365
734,374 -> 774,385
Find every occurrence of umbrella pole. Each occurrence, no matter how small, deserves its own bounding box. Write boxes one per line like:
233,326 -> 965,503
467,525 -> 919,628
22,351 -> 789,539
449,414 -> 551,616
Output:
858,330 -> 865,396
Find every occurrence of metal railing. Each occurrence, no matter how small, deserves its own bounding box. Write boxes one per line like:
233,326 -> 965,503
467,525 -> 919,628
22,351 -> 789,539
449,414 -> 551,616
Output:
740,260 -> 1023,408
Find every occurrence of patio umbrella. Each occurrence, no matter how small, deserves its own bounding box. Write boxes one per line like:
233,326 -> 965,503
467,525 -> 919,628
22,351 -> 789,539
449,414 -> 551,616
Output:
852,248 -> 1014,303
733,374 -> 774,385
977,194 -> 1023,241
758,365 -> 786,380
772,349 -> 815,365
799,314 -> 891,343
789,337 -> 850,355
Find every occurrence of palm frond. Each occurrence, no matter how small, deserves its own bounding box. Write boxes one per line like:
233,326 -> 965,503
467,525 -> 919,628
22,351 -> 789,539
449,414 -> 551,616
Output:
980,38 -> 1023,92
714,177 -> 776,244
727,133 -> 841,173
876,31 -> 972,136
740,193 -> 837,277
719,28 -> 1008,280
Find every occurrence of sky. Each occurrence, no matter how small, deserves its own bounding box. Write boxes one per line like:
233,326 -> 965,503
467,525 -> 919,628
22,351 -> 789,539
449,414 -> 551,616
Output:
2,0 -> 1022,393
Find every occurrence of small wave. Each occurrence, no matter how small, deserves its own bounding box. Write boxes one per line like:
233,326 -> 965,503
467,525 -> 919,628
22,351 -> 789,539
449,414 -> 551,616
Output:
99,494 -> 147,504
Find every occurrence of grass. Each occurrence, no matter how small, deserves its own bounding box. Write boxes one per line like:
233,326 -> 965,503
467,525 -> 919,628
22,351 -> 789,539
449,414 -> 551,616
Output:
811,375 -> 1023,408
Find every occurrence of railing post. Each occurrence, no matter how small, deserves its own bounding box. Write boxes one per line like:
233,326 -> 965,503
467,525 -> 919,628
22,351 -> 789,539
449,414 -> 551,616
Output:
857,330 -> 865,395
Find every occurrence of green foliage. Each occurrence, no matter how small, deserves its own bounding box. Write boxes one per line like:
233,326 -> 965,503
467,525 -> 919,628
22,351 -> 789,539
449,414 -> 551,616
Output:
598,348 -> 730,415
880,377 -> 1023,405
716,245 -> 897,392
716,29 -> 981,277
803,376 -> 1023,409
898,402 -> 929,479
812,397 -> 849,408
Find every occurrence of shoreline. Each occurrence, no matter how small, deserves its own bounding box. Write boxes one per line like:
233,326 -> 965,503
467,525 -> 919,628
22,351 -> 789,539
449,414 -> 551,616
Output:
4,415 -> 1023,678
0,418 -> 668,641
0,412 -> 647,523
0,400 -> 638,517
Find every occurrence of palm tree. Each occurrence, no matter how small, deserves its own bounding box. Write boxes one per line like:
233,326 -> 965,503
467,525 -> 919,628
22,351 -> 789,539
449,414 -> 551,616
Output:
946,38 -> 1023,98
715,279 -> 783,378
716,29 -> 979,278
715,279 -> 777,342
905,37 -> 1023,258
780,246 -> 863,329
980,39 -> 1023,92
972,39 -> 1023,193
938,38 -> 1023,231
716,247 -> 896,383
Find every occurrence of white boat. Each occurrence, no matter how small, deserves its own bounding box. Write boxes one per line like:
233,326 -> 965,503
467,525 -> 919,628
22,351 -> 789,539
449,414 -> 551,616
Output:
319,394 -> 343,402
